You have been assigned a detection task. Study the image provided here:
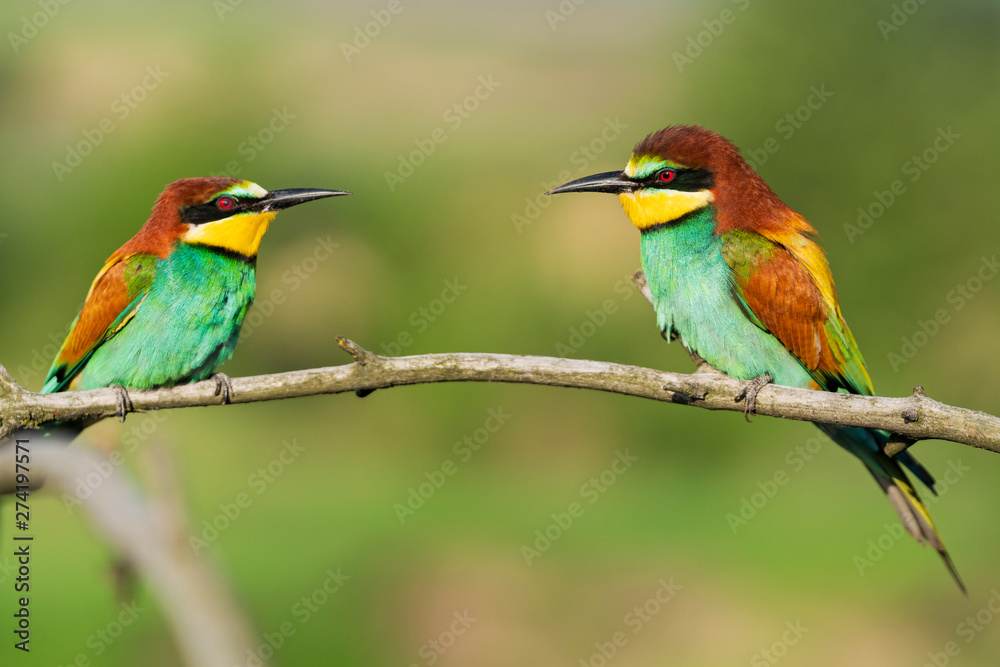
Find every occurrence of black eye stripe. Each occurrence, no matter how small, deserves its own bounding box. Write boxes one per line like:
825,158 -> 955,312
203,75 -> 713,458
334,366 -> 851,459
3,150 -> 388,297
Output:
643,167 -> 714,192
181,196 -> 254,225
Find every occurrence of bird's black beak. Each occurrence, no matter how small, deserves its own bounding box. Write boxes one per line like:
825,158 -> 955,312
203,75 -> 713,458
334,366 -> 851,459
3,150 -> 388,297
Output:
258,188 -> 351,212
545,171 -> 637,195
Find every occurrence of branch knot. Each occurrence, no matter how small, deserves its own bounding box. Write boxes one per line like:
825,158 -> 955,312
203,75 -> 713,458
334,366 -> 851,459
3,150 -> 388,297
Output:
662,382 -> 708,403
336,336 -> 377,366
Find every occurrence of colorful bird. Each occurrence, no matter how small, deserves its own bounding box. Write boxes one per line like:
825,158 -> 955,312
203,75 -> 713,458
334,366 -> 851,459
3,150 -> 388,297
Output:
547,125 -> 964,591
41,177 -> 347,411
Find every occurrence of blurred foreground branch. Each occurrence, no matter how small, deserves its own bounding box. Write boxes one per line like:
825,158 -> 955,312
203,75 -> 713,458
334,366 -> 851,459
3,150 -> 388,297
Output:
0,439 -> 264,667
1,336 -> 997,454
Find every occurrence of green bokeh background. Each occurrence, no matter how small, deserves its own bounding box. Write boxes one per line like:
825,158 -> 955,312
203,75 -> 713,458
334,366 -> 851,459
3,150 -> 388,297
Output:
1,1 -> 999,665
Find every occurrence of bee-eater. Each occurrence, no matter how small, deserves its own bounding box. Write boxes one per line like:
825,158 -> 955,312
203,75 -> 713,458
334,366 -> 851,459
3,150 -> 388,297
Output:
41,177 -> 347,409
547,125 -> 963,591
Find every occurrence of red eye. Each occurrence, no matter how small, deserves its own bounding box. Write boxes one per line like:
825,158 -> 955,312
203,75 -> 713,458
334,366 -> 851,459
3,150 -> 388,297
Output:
658,169 -> 676,183
216,197 -> 235,210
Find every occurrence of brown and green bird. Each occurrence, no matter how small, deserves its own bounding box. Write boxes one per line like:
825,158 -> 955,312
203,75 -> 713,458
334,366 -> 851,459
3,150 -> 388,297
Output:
42,177 -> 347,407
548,125 -> 964,592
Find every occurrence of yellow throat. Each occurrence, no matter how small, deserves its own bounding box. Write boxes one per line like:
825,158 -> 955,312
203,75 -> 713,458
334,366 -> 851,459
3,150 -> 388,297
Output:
182,211 -> 276,257
617,189 -> 715,231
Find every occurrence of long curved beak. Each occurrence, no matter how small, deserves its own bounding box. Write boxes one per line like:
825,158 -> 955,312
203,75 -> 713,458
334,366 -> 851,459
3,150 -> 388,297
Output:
258,188 -> 351,212
546,171 -> 637,195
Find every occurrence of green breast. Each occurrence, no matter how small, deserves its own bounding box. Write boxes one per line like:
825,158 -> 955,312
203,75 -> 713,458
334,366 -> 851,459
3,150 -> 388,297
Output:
639,207 -> 814,388
70,243 -> 257,390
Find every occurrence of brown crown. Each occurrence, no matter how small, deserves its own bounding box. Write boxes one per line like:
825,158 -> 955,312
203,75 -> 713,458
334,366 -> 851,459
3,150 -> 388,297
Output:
633,125 -> 807,235
115,177 -> 243,258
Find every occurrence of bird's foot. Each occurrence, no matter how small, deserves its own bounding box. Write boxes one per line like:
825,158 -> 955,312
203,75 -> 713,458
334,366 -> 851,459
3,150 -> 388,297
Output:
735,372 -> 772,422
112,384 -> 134,422
212,373 -> 234,404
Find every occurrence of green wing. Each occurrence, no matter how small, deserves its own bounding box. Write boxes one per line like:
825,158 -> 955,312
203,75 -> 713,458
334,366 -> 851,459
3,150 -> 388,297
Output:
42,253 -> 158,393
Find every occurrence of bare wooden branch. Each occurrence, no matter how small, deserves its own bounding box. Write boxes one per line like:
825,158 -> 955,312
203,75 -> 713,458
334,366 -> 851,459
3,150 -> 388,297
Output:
1,340 -> 997,453
0,440 -> 265,667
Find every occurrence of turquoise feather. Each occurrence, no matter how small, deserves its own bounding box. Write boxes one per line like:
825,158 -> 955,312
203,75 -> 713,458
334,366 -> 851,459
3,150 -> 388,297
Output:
641,209 -> 936,488
42,244 -> 254,393
641,207 -> 815,387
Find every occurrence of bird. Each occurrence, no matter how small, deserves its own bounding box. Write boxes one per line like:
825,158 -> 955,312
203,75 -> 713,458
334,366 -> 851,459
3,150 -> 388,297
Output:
546,124 -> 964,592
39,177 -> 348,419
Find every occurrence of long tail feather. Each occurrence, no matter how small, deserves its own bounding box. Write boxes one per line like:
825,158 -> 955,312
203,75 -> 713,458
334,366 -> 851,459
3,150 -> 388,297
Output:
895,449 -> 937,494
817,423 -> 965,593
874,471 -> 966,594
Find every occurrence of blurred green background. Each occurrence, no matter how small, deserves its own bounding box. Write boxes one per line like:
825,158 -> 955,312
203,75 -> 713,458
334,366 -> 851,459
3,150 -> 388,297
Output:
1,0 -> 999,665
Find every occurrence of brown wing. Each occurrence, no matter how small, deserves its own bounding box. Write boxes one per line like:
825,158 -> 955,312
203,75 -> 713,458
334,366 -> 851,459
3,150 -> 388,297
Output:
740,249 -> 833,372
722,228 -> 873,394
43,253 -> 153,392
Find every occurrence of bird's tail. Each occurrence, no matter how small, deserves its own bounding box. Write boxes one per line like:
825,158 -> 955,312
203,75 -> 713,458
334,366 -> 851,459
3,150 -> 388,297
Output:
817,423 -> 966,594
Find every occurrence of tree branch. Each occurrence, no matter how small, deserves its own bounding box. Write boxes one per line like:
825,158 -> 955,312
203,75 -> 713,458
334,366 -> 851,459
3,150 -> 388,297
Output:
1,339 -> 998,453
0,439 -> 266,667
